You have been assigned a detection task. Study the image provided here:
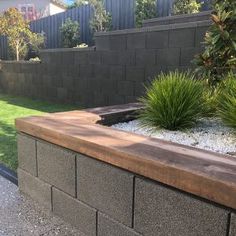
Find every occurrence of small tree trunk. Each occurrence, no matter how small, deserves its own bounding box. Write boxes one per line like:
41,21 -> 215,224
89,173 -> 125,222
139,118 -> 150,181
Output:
16,44 -> 19,61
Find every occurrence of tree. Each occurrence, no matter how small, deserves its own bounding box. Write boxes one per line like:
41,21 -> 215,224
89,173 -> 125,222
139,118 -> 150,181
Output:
89,0 -> 112,32
173,0 -> 201,15
0,8 -> 44,61
136,0 -> 157,27
60,18 -> 80,48
194,0 -> 236,87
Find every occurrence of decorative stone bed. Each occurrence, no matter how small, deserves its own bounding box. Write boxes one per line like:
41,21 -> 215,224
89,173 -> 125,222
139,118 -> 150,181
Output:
16,103 -> 236,236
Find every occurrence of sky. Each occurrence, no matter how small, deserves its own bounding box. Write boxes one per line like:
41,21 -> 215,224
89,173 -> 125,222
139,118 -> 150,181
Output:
64,0 -> 74,4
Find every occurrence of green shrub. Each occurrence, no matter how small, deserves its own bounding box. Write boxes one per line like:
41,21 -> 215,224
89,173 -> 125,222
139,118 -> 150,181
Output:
139,71 -> 206,131
217,73 -> 236,128
60,18 -> 80,48
194,0 -> 236,88
173,0 -> 201,15
135,0 -> 157,27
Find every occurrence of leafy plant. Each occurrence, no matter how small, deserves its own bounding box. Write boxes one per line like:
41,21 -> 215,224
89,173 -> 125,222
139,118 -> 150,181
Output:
217,72 -> 236,128
60,18 -> 80,48
194,0 -> 236,88
0,8 -> 45,61
89,0 -> 112,32
139,71 -> 206,131
173,0 -> 201,15
135,0 -> 157,27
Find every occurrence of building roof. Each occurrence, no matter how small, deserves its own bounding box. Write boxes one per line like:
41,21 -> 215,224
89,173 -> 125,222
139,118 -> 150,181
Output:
50,0 -> 67,9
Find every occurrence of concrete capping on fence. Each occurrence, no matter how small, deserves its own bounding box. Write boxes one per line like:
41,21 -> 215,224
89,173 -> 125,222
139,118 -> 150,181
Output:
16,103 -> 236,236
40,47 -> 96,53
94,20 -> 212,36
142,10 -> 212,27
0,60 -> 40,64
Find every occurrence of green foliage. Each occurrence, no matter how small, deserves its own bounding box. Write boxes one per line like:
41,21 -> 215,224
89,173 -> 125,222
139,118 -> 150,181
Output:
0,93 -> 78,171
135,0 -> 157,27
217,73 -> 236,128
89,0 -> 112,32
67,0 -> 88,9
0,8 -> 45,61
195,0 -> 236,87
139,71 -> 206,131
71,0 -> 111,32
203,87 -> 219,117
60,18 -> 80,48
173,0 -> 201,15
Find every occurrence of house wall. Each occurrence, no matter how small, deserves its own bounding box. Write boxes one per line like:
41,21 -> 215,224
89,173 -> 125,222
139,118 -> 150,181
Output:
49,2 -> 65,15
0,0 -> 64,18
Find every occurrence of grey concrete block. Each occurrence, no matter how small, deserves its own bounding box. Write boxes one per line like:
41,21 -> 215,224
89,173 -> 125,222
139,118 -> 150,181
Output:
101,51 -> 135,66
134,178 -> 229,236
110,35 -> 127,51
180,47 -> 201,66
136,49 -> 156,66
157,48 -> 180,67
126,66 -> 145,82
17,134 -> 37,176
37,141 -> 76,197
109,65 -> 125,81
169,28 -> 195,48
74,51 -> 90,65
230,213 -> 236,236
107,94 -> 125,105
127,33 -> 146,50
52,187 -> 97,236
134,82 -> 146,96
62,75 -> 74,89
95,35 -> 110,51
18,168 -> 52,210
77,154 -> 134,227
98,212 -> 141,236
146,31 -> 169,49
118,81 -> 134,96
57,87 -> 68,101
80,65 -> 94,78
145,65 -> 163,81
94,65 -> 110,80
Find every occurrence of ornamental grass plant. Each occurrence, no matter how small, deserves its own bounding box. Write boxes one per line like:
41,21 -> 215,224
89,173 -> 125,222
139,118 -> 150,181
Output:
217,73 -> 236,128
139,71 -> 206,131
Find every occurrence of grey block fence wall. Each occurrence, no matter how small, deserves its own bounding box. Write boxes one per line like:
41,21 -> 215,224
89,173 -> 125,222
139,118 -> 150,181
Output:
17,133 -> 236,236
0,20 -> 211,108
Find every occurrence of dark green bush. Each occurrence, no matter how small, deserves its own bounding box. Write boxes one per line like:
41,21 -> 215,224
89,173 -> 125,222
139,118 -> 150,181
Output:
173,0 -> 201,15
135,0 -> 157,27
194,0 -> 236,87
60,18 -> 80,48
217,73 -> 236,128
139,71 -> 206,131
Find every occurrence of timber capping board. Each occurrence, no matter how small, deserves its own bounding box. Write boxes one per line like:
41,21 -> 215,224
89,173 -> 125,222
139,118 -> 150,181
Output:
15,103 -> 236,210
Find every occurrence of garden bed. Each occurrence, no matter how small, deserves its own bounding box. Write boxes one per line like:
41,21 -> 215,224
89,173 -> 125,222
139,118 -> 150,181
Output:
16,103 -> 236,236
112,118 -> 236,156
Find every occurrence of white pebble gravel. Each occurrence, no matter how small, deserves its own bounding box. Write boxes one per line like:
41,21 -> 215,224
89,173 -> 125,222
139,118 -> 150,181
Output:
111,118 -> 236,156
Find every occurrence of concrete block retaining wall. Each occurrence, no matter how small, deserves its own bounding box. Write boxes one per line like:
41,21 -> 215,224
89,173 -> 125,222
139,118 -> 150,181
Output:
0,19 -> 211,108
17,133 -> 236,236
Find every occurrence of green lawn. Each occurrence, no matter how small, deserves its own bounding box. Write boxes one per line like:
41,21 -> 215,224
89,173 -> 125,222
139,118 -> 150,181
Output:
0,93 -> 78,171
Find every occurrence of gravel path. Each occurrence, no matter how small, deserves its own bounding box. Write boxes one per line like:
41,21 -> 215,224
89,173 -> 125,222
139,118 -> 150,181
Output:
112,118 -> 236,155
0,175 -> 83,236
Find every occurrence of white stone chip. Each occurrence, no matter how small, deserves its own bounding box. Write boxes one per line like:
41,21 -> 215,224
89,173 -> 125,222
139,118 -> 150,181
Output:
111,118 -> 236,156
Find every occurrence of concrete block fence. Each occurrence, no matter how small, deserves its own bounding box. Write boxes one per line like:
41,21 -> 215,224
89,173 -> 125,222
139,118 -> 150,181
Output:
17,133 -> 236,236
0,18 -> 211,108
